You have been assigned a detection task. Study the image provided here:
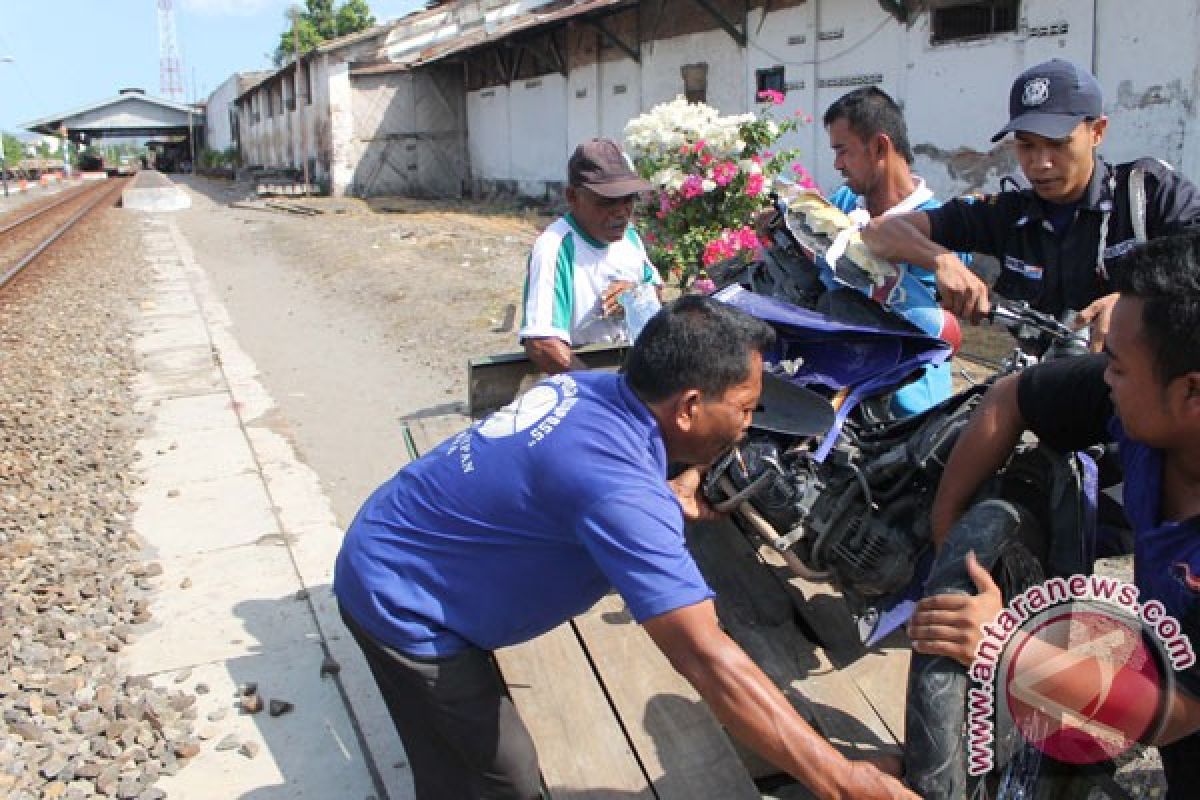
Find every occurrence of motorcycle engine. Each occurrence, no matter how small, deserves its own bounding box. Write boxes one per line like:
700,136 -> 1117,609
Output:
716,434 -> 922,601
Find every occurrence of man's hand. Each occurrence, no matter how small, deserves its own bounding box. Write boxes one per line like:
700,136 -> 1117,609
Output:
668,466 -> 723,523
601,280 -> 635,318
1075,291 -> 1119,352
644,601 -> 918,800
835,758 -> 916,800
908,552 -> 1003,667
838,759 -> 918,800
931,252 -> 991,322
523,337 -> 586,375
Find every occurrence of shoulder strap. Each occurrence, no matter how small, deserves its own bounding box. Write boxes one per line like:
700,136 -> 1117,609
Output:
1129,165 -> 1148,243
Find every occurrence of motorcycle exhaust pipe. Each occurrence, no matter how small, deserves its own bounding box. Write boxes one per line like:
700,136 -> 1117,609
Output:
717,475 -> 832,582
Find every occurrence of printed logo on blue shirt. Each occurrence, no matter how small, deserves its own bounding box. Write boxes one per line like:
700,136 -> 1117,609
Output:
1003,256 -> 1045,280
476,374 -> 580,450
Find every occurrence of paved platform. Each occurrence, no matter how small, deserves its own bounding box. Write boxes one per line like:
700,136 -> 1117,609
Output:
122,170 -> 192,212
121,213 -> 413,799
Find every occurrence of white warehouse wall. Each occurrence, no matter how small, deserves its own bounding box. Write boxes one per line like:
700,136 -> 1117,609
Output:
461,0 -> 1200,201
205,74 -> 242,152
466,86 -> 513,191
508,73 -> 568,191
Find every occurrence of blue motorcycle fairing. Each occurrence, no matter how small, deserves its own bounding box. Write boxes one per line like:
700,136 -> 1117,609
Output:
715,284 -> 953,460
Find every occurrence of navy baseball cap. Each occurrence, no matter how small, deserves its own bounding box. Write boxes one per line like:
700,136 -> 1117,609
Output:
991,59 -> 1103,142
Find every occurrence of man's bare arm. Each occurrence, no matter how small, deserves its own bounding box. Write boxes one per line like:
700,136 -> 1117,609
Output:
860,212 -> 990,321
522,337 -> 587,375
644,601 -> 917,800
930,373 -> 1028,547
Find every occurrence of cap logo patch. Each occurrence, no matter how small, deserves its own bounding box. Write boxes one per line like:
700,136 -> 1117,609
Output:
1022,77 -> 1051,107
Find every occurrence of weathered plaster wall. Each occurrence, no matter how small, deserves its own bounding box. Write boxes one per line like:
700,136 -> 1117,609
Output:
458,0 -> 1200,200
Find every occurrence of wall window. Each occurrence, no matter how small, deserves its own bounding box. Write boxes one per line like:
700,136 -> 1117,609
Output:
681,63 -> 707,104
930,0 -> 1019,44
756,66 -> 786,96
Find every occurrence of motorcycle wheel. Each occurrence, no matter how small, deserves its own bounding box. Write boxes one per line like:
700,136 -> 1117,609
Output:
904,498 -> 1053,800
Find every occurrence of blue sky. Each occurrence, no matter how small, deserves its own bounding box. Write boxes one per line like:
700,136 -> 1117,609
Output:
0,0 -> 424,137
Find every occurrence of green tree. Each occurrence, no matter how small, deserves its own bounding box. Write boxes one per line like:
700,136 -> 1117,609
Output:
336,0 -> 376,35
1,132 -> 23,167
275,0 -> 375,64
307,0 -> 337,38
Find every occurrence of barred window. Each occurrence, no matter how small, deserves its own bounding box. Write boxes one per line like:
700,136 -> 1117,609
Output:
931,0 -> 1019,44
756,66 -> 785,95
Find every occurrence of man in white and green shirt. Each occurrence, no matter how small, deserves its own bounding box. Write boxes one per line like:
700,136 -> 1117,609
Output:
520,138 -> 661,373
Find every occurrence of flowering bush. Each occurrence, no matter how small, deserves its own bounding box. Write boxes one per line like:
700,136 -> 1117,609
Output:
625,93 -> 814,287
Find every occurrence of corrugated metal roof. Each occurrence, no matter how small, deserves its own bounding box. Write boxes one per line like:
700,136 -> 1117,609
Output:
23,91 -> 200,136
234,22 -> 399,103
396,0 -> 636,69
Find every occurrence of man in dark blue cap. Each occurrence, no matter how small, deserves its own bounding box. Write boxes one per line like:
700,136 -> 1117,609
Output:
861,58 -> 1200,347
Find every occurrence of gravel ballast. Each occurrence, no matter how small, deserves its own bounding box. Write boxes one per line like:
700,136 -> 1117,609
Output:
0,209 -> 198,799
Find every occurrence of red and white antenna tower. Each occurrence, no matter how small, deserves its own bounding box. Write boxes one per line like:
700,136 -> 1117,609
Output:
157,0 -> 185,100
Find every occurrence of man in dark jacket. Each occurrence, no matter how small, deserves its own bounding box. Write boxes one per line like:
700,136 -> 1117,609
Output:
909,232 -> 1200,797
862,59 -> 1200,348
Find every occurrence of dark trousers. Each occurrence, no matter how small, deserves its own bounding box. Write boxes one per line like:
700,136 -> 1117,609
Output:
339,605 -> 543,800
1159,732 -> 1200,800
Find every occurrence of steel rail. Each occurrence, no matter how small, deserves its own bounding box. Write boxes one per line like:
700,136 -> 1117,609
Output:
0,179 -> 127,290
0,181 -> 101,237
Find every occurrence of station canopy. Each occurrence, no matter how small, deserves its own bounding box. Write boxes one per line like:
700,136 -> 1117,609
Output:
23,88 -> 201,142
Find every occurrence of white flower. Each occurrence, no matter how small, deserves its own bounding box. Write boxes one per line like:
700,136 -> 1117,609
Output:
701,179 -> 716,192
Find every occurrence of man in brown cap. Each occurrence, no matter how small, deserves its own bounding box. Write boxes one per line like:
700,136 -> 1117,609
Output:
519,138 -> 662,373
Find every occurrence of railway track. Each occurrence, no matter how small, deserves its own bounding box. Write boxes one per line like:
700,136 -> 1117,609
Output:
0,178 -> 129,290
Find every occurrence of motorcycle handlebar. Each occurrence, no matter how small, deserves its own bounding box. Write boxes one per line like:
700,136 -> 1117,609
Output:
987,296 -> 1074,340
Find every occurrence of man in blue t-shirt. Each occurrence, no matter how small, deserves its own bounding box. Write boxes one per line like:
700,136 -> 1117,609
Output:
908,233 -> 1200,797
821,87 -> 963,416
335,295 -> 916,800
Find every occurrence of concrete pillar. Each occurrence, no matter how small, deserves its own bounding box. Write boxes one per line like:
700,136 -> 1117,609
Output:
328,62 -> 356,197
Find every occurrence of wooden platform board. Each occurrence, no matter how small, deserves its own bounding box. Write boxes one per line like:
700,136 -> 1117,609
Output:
405,413 -> 910,798
466,344 -> 628,417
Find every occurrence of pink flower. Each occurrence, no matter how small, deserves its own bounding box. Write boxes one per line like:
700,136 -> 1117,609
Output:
757,89 -> 785,106
693,140 -> 707,154
693,277 -> 717,295
702,234 -> 736,266
712,161 -> 739,187
791,163 -> 818,189
744,173 -> 765,196
699,153 -> 714,167
658,192 -> 674,215
681,174 -> 705,199
762,150 -> 774,159
794,109 -> 814,124
737,226 -> 759,250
